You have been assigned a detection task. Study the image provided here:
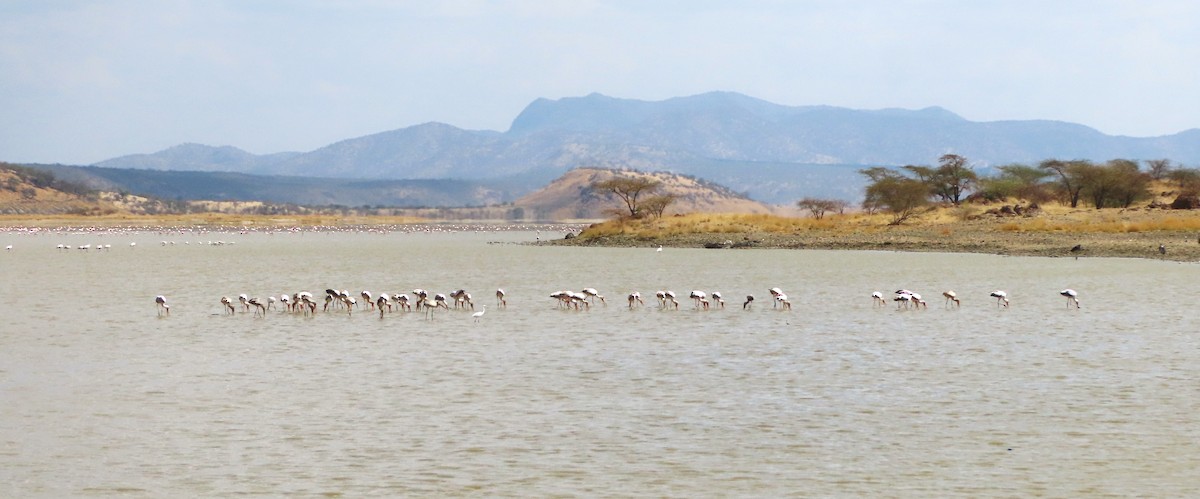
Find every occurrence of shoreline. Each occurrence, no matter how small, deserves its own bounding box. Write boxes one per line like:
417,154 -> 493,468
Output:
546,219 -> 1200,262
3,213 -> 1200,262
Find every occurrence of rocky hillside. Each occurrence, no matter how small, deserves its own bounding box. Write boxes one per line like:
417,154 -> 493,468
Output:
513,168 -> 775,220
0,163 -> 114,215
0,163 -> 301,216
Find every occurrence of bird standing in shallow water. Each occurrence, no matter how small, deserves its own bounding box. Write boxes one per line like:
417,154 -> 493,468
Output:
990,290 -> 1009,308
1060,289 -> 1080,308
942,291 -> 960,308
155,295 -> 169,316
472,305 -> 487,323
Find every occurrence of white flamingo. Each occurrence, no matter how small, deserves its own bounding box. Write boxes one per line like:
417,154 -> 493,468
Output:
220,296 -> 235,315
910,292 -> 927,309
662,290 -> 679,310
1060,289 -> 1080,308
990,290 -> 1010,308
943,291 -> 960,308
628,291 -> 645,308
550,291 -> 570,308
769,288 -> 785,308
298,292 -> 316,315
569,292 -> 591,310
421,296 -> 439,319
689,290 -> 708,309
155,295 -> 169,316
710,291 -> 725,308
451,289 -> 474,310
581,288 -> 606,305
496,288 -> 507,308
248,297 -> 266,316
893,289 -> 917,309
377,294 -> 392,318
872,291 -> 886,307
376,293 -> 393,317
553,291 -> 589,310
775,292 -> 792,310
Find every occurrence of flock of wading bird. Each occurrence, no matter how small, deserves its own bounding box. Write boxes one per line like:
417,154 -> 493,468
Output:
152,287 -> 1083,319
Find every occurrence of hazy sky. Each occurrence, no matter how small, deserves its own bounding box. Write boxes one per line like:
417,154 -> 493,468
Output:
3,0 -> 1198,165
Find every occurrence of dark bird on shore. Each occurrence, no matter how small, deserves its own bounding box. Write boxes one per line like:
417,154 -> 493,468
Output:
1070,244 -> 1082,253
1160,244 -> 1167,255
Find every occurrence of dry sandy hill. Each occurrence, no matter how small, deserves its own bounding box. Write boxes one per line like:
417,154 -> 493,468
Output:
514,167 -> 775,220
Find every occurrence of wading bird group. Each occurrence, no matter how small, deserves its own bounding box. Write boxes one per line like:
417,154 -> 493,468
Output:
156,285 -> 1081,320
196,287 -> 510,322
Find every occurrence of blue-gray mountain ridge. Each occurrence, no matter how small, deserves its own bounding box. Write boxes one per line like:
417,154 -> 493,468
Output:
95,91 -> 1200,204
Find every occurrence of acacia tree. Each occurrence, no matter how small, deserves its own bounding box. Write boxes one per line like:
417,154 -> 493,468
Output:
1106,159 -> 1151,208
1076,161 -> 1115,209
977,163 -> 1053,202
933,154 -> 977,205
591,176 -> 665,219
860,167 -> 930,225
901,154 -> 976,205
1145,159 -> 1174,180
796,197 -> 847,219
1040,159 -> 1090,208
641,193 -> 678,218
1168,168 -> 1200,193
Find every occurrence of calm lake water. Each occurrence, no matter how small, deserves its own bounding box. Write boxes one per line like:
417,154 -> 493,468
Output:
2,227 -> 1200,497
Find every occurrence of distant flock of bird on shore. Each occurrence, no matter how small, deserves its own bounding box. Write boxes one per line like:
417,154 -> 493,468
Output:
153,286 -> 1082,319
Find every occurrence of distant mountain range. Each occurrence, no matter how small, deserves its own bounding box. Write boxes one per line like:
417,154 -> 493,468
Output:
3,162 -> 774,219
87,92 -> 1200,205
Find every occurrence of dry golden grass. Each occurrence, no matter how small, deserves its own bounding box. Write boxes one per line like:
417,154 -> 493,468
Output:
581,213 -> 869,239
567,202 -> 1200,261
993,210 -> 1200,233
